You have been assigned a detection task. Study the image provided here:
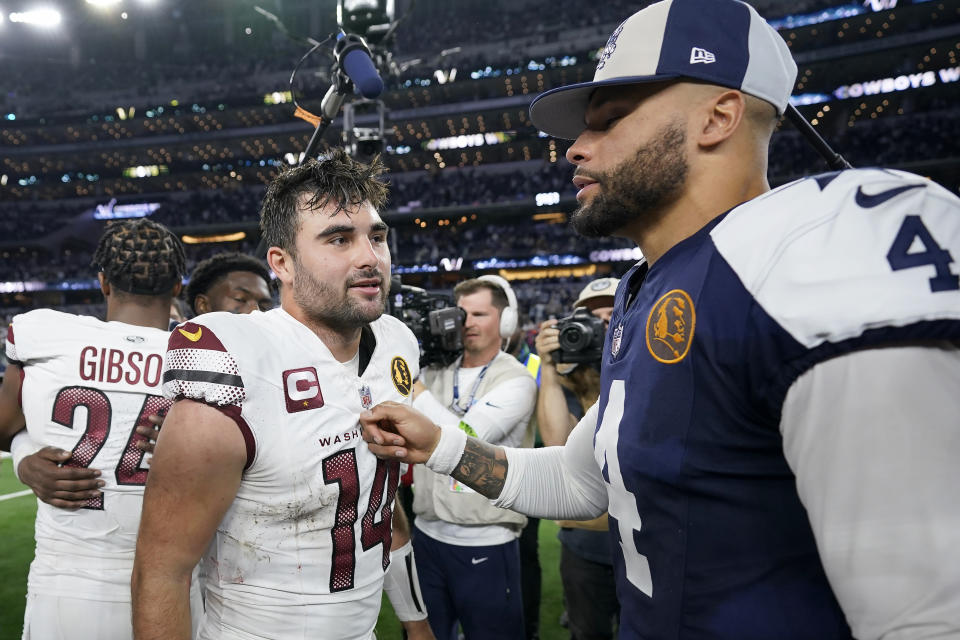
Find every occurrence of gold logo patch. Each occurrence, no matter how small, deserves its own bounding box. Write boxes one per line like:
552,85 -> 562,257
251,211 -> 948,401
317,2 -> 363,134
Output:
391,356 -> 413,396
645,289 -> 695,364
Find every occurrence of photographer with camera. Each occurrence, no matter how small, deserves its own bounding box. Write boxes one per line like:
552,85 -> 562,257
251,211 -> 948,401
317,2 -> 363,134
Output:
409,275 -> 537,640
534,277 -> 619,640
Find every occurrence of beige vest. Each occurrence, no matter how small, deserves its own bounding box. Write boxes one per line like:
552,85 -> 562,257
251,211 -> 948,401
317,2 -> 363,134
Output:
413,352 -> 533,528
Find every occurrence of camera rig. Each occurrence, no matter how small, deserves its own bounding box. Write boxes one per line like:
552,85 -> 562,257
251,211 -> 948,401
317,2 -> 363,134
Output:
388,277 -> 465,368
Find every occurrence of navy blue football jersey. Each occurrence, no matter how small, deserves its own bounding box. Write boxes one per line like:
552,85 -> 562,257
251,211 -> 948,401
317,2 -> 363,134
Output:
593,169 -> 960,639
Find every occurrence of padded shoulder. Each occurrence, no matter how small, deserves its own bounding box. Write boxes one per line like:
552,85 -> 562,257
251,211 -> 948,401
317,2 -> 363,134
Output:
711,169 -> 960,348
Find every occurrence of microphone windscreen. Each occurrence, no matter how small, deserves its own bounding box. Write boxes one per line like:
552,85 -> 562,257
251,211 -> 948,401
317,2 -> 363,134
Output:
342,48 -> 384,98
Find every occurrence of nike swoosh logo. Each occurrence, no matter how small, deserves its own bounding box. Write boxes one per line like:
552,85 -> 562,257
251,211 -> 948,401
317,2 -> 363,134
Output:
484,401 -> 501,408
855,184 -> 925,208
471,557 -> 488,565
178,327 -> 203,342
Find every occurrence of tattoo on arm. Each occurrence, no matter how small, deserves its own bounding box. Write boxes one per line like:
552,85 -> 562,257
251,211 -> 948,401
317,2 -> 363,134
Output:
452,438 -> 508,499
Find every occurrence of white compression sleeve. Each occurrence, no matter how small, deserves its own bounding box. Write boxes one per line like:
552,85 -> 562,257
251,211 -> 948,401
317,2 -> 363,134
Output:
494,402 -> 608,519
383,541 -> 428,621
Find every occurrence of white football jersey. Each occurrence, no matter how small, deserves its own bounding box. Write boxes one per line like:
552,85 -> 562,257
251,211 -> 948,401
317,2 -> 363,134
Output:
162,308 -> 420,640
7,309 -> 171,602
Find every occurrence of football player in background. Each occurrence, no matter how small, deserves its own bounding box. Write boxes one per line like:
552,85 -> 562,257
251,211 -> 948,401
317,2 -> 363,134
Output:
185,251 -> 274,316
8,251 -> 275,509
361,0 -> 960,638
132,150 -> 432,640
0,218 -> 192,639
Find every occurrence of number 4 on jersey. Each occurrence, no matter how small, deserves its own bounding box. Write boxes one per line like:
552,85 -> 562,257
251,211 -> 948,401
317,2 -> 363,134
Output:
596,380 -> 653,597
886,215 -> 960,292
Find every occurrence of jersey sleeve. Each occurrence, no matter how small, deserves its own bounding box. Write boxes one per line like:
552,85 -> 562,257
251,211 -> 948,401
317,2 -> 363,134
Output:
712,169 -> 960,413
5,309 -> 72,365
715,169 -> 960,349
5,323 -> 20,365
162,321 -> 245,407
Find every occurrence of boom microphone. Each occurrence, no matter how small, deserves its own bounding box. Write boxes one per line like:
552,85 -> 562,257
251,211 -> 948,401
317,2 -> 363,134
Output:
334,32 -> 384,99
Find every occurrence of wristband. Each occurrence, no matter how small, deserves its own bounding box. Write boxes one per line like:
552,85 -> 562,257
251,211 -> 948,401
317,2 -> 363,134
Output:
425,426 -> 467,476
10,430 -> 40,482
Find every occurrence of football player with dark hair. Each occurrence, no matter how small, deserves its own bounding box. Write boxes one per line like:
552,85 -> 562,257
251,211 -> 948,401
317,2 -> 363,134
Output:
133,149 -> 432,640
185,252 -> 273,316
0,218 -> 196,640
362,1 -> 960,639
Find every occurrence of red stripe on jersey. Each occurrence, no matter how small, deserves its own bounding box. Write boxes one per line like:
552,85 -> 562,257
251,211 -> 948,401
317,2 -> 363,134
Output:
167,321 -> 228,352
6,324 -> 14,344
220,404 -> 256,470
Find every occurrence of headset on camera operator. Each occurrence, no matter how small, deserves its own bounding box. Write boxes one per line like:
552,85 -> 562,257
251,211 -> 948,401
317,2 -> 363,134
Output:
533,277 -> 620,640
407,275 -> 537,640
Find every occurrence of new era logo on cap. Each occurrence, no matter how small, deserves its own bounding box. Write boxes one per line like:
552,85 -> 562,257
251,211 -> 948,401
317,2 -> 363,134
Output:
690,47 -> 716,64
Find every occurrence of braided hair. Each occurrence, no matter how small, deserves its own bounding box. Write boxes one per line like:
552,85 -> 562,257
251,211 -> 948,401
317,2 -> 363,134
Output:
92,218 -> 186,296
260,148 -> 388,254
185,252 -> 272,313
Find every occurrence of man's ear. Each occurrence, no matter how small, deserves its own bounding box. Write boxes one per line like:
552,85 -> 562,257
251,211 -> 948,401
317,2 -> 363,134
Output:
194,294 -> 210,315
697,90 -> 746,148
267,247 -> 294,287
98,273 -> 111,297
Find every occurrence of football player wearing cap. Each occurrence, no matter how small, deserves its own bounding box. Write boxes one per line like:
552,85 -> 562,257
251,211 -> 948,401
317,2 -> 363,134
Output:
407,275 -> 537,640
132,150 -> 433,640
534,277 -> 619,640
361,0 -> 960,638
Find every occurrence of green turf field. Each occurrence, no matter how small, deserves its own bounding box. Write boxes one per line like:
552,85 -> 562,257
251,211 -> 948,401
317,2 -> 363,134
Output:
0,457 -> 34,640
0,457 -> 571,640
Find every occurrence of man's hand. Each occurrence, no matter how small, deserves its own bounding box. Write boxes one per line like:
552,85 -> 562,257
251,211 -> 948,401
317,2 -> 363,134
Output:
360,402 -> 442,464
135,413 -> 164,454
534,319 -> 560,367
18,447 -> 104,509
401,619 -> 436,640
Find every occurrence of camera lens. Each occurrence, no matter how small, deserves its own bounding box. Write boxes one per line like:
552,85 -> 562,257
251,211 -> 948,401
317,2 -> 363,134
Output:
558,322 -> 591,351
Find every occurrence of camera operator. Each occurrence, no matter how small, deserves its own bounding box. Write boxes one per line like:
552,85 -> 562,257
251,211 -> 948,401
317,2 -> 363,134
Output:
409,275 -> 537,640
534,277 -> 620,640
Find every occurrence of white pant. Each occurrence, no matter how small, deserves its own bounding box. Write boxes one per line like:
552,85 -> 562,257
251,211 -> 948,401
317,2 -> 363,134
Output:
22,575 -> 204,640
22,593 -> 132,640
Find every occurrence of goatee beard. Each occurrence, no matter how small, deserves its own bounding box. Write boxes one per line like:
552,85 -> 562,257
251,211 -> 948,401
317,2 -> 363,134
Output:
570,121 -> 688,238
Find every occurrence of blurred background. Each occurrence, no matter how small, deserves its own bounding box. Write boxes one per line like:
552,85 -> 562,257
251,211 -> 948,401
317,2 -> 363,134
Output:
0,0 -> 958,637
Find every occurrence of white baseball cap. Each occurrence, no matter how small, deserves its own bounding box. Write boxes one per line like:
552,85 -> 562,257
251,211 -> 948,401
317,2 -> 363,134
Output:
574,277 -> 619,308
529,0 -> 798,140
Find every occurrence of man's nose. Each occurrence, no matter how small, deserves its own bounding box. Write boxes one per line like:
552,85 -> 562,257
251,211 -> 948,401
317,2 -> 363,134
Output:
566,131 -> 595,165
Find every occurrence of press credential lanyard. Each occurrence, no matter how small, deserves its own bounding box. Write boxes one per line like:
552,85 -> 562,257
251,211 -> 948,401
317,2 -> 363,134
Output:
450,359 -> 490,417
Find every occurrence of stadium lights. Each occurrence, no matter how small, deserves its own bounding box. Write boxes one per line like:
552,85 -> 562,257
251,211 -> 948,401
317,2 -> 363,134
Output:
8,8 -> 61,26
86,0 -> 122,7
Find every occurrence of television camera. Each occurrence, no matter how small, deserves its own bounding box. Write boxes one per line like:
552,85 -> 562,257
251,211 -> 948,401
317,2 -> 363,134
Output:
388,277 -> 465,368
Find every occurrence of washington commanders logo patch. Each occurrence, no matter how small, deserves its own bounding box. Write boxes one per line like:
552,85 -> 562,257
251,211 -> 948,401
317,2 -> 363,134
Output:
645,289 -> 695,364
391,356 -> 412,396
